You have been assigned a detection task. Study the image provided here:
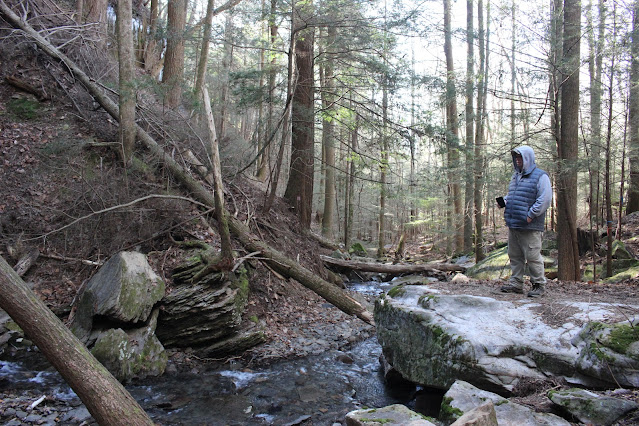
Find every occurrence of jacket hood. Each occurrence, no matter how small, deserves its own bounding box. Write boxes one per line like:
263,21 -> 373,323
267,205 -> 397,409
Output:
512,146 -> 536,175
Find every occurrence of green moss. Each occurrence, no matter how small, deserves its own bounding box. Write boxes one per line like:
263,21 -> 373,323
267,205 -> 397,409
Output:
440,396 -> 464,421
358,418 -> 393,424
418,294 -> 438,307
248,315 -> 259,323
602,323 -> 639,355
495,399 -> 508,406
387,285 -> 406,298
8,97 -> 40,119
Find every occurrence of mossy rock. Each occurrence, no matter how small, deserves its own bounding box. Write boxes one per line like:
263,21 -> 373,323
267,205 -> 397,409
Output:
611,240 -> 634,260
467,245 -> 555,280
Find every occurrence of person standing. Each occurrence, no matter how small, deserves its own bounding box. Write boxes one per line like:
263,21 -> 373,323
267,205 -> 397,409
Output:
498,146 -> 552,297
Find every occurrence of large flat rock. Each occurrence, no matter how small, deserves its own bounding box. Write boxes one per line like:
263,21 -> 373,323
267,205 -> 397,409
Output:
374,285 -> 638,394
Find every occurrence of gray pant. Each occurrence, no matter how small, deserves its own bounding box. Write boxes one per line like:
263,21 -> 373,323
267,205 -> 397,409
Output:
508,228 -> 546,286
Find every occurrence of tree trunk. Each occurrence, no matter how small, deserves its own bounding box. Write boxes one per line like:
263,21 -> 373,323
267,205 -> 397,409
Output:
463,0 -> 474,252
84,0 -> 107,46
218,13 -> 234,138
321,26 -> 337,238
444,0 -> 463,254
117,0 -> 135,165
194,0 -> 216,96
0,256 -> 153,425
627,0 -> 639,213
201,86 -> 235,267
143,0 -> 161,74
163,0 -> 187,108
344,113 -> 358,249
284,0 -> 315,229
474,0 -> 488,262
557,0 -> 581,280
378,79 -> 389,258
604,6 -> 618,277
0,3 -> 373,325
256,0 -> 279,182
510,0 -> 516,148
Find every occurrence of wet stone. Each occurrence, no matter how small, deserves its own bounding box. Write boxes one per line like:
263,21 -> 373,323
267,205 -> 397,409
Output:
24,414 -> 41,422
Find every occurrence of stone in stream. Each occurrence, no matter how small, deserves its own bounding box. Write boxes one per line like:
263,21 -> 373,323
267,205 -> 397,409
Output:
345,404 -> 436,425
548,387 -> 639,425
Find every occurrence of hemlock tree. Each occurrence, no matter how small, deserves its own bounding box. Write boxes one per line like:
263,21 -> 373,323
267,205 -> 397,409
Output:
163,0 -> 186,109
463,0 -> 475,252
627,0 -> 639,213
284,0 -> 315,229
443,0 -> 463,254
557,0 -> 581,280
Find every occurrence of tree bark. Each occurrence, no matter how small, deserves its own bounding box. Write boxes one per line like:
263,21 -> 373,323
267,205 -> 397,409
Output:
474,0 -> 488,262
0,3 -> 373,325
443,0 -> 463,254
321,26 -> 337,238
0,255 -> 153,425
284,0 -> 315,229
557,0 -> 582,280
84,0 -> 107,46
201,86 -> 235,267
320,255 -> 465,274
117,0 -> 135,164
194,0 -> 216,96
463,0 -> 474,252
627,0 -> 639,213
163,0 -> 187,108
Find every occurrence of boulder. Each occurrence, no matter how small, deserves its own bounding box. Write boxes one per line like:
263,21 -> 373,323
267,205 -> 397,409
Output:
345,404 -> 436,426
466,246 -> 555,281
90,309 -> 167,383
450,273 -> 470,284
374,285 -> 639,394
450,400 -> 497,426
572,319 -> 639,388
70,251 -> 165,342
442,380 -> 570,426
611,240 -> 634,260
548,388 -> 638,426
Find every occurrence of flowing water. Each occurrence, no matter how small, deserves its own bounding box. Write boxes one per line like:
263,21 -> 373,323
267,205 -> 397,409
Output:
0,281 -> 423,425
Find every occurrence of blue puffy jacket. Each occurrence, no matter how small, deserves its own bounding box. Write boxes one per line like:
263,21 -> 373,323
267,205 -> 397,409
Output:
504,146 -> 552,231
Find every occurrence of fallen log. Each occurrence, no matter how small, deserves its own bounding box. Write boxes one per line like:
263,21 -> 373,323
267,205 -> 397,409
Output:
0,2 -> 373,326
320,255 -> 465,275
0,255 -> 154,425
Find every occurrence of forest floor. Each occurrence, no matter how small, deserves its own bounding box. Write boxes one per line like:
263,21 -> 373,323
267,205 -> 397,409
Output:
1,23 -> 639,425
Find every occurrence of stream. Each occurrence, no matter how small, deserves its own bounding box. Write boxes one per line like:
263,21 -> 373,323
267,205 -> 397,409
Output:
0,281 -> 430,425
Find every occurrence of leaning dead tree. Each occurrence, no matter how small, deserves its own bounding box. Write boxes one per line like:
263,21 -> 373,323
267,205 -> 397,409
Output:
0,256 -> 154,425
0,1 -> 373,325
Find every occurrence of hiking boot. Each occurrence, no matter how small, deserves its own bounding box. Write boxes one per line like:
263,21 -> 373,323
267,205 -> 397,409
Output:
527,284 -> 545,298
500,283 -> 524,294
